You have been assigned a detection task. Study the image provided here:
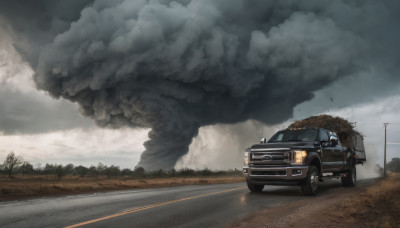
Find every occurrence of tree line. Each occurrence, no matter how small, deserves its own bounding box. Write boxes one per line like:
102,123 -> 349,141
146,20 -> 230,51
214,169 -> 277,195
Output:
0,152 -> 242,179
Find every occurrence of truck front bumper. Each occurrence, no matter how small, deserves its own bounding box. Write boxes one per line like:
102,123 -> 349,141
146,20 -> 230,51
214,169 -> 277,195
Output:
243,166 -> 309,181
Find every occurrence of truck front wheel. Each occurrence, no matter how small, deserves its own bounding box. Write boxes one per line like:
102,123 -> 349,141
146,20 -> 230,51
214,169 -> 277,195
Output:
300,165 -> 320,196
342,165 -> 356,187
247,181 -> 264,192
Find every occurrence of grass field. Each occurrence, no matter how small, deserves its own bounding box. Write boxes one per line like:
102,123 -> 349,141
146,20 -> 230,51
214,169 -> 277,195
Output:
0,175 -> 245,200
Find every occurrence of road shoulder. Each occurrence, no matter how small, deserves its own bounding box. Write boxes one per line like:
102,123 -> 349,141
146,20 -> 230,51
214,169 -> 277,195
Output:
230,174 -> 400,228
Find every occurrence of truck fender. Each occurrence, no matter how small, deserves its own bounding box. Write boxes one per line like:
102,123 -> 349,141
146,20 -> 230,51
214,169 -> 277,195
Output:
305,152 -> 322,173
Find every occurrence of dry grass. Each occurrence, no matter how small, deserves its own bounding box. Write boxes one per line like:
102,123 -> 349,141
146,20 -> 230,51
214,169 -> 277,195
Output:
289,114 -> 357,135
336,173 -> 400,227
0,175 -> 244,200
231,174 -> 400,228
289,114 -> 358,147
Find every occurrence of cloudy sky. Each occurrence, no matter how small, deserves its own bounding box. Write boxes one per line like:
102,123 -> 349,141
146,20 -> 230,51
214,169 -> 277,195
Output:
0,0 -> 399,171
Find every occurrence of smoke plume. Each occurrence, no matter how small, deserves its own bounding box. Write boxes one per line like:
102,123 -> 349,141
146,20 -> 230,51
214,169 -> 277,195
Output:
1,0 -> 399,170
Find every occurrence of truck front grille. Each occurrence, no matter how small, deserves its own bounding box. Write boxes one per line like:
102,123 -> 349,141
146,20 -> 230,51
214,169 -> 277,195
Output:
252,152 -> 288,160
250,149 -> 291,165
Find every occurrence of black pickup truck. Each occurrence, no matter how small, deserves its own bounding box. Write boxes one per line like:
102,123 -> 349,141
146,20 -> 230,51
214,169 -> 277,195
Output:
243,128 -> 366,195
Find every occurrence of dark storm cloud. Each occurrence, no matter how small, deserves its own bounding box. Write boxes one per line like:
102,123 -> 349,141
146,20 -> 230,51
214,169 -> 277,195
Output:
0,85 -> 93,135
1,0 -> 399,170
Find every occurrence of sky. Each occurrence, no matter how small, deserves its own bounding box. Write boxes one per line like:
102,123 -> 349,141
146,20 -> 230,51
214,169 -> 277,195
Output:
0,0 -> 399,171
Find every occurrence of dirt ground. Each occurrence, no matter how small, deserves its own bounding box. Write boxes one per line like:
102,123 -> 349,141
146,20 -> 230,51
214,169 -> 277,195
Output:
0,175 -> 244,201
231,173 -> 400,228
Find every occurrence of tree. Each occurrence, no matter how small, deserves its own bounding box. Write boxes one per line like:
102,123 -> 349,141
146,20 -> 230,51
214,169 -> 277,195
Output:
20,162 -> 34,175
96,162 -> 107,175
105,165 -> 121,178
121,168 -> 133,176
75,165 -> 89,177
43,163 -> 56,175
87,165 -> 98,177
3,152 -> 23,178
63,164 -> 75,175
133,167 -> 145,177
55,165 -> 66,180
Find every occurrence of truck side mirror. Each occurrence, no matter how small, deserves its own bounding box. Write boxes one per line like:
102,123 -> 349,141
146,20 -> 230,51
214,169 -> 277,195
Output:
330,135 -> 338,146
260,138 -> 267,144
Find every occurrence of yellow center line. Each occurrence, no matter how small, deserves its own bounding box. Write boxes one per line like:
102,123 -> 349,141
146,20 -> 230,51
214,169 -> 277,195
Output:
65,187 -> 244,228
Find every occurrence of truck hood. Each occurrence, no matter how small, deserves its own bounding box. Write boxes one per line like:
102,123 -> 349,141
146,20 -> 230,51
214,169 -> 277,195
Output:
251,141 -> 318,150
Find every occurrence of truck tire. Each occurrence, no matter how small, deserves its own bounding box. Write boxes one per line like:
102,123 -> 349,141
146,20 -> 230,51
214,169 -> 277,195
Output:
247,181 -> 264,192
300,165 -> 320,196
342,165 -> 356,187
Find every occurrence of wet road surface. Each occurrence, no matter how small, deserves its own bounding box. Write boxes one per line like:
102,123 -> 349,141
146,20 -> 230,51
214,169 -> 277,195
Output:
0,179 -> 377,228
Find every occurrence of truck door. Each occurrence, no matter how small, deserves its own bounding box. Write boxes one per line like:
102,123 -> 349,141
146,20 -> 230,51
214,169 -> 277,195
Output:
320,129 -> 336,172
332,138 -> 345,171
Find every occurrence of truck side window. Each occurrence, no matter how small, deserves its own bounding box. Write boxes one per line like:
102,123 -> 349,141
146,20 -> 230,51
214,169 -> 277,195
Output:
271,133 -> 284,142
320,129 -> 329,142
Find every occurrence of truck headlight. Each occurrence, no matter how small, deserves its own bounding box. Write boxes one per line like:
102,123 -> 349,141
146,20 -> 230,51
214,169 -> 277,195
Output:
292,150 -> 307,165
244,152 -> 249,166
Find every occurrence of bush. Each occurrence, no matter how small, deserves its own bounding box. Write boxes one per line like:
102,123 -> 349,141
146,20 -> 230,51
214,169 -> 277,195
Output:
19,162 -> 34,175
105,165 -> 121,178
63,164 -> 75,175
200,168 -> 213,176
75,165 -> 89,177
55,165 -> 66,180
178,168 -> 196,176
87,166 -> 98,177
43,163 -> 57,175
388,158 -> 400,173
133,167 -> 145,177
148,169 -> 166,178
121,168 -> 133,176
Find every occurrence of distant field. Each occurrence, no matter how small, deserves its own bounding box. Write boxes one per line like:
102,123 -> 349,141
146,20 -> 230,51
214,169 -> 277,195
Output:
0,175 -> 245,200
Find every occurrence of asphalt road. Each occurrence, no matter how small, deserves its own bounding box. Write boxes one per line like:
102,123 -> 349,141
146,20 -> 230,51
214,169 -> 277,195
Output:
0,179 -> 377,228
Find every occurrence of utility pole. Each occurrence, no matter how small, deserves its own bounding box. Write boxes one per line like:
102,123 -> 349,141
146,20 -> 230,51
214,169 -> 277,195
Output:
384,123 -> 388,178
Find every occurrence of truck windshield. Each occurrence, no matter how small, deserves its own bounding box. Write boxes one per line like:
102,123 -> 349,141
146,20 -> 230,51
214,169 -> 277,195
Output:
268,129 -> 318,143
